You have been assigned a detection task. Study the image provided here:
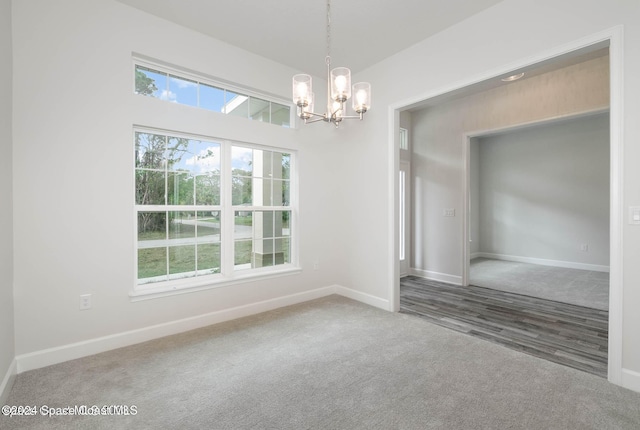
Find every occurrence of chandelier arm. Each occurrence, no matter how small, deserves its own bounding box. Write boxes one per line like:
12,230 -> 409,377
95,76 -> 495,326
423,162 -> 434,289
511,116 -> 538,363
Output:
304,116 -> 328,124
337,114 -> 365,120
303,111 -> 328,119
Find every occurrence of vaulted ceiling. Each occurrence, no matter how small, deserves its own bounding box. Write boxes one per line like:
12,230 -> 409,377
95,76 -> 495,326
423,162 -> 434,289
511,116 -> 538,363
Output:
116,0 -> 504,77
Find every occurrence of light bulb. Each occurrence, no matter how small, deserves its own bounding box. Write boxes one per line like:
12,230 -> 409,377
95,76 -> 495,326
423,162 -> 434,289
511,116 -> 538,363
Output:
335,75 -> 347,92
296,82 -> 308,99
356,89 -> 367,106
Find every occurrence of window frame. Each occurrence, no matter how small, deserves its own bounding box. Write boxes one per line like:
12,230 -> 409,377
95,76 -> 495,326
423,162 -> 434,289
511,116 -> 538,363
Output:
133,56 -> 294,128
132,127 -> 299,300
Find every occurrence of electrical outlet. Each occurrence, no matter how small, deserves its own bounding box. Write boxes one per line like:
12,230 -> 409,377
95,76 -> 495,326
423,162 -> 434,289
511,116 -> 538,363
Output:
313,260 -> 319,270
79,294 -> 92,310
580,244 -> 589,252
443,208 -> 455,217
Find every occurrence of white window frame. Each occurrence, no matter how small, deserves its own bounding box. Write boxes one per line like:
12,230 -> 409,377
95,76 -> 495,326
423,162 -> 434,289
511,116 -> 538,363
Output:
133,55 -> 295,128
399,127 -> 409,151
132,127 -> 299,300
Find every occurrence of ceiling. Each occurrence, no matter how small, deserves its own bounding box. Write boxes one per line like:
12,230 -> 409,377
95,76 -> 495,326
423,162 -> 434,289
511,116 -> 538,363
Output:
116,0 -> 505,78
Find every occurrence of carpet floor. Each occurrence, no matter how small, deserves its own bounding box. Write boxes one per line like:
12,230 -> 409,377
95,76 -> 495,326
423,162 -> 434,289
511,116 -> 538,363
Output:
3,295 -> 639,430
470,258 -> 609,310
400,276 -> 608,377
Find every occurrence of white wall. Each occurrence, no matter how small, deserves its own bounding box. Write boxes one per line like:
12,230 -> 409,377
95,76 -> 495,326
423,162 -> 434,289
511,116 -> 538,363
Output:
0,0 -> 15,403
11,0 -> 347,368
345,0 -> 640,385
475,113 -> 610,268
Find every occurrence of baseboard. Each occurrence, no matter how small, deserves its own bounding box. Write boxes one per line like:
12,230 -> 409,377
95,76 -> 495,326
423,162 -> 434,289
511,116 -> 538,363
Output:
621,368 -> 640,393
0,359 -> 17,406
473,252 -> 610,273
410,268 -> 462,285
16,285 -> 337,373
334,285 -> 390,310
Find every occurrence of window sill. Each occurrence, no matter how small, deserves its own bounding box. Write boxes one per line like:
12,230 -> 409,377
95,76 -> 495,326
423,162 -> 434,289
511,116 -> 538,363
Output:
129,265 -> 302,302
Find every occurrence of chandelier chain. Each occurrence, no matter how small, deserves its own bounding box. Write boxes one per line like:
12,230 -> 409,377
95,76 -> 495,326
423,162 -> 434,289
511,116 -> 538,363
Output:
326,0 -> 331,64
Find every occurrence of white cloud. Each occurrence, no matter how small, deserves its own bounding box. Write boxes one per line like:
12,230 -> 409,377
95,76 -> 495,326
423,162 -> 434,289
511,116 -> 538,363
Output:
186,145 -> 220,173
159,89 -> 177,102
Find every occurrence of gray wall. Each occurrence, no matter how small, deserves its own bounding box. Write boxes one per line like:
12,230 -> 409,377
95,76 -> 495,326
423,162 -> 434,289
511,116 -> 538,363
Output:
0,0 -> 15,402
410,54 -> 609,281
474,113 -> 610,267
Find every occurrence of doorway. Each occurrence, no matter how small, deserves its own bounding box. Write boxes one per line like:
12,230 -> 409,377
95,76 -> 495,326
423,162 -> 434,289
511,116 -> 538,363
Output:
464,111 -> 610,311
392,31 -> 623,383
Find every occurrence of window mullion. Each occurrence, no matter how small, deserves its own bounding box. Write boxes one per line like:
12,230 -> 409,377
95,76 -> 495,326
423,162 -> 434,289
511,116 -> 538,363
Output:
221,141 -> 234,275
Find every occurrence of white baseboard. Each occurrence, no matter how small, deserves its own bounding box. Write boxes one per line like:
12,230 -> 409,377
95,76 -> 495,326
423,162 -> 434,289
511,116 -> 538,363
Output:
15,284 -> 391,374
410,268 -> 462,285
16,286 -> 337,373
0,359 -> 17,406
473,252 -> 610,273
621,368 -> 640,393
335,285 -> 390,310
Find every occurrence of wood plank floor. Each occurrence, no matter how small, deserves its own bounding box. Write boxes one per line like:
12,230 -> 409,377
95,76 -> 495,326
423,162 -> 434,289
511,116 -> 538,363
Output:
400,276 -> 609,377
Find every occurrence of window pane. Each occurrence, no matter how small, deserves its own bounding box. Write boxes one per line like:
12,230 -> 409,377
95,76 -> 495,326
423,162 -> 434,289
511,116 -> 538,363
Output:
234,240 -> 252,268
253,211 -> 275,239
225,91 -> 249,117
169,75 -> 198,106
136,170 -> 165,205
234,211 -> 252,240
196,215 -> 220,242
169,211 -> 196,241
250,97 -> 270,122
231,146 -> 253,174
254,238 -> 275,267
400,128 -> 408,150
232,177 -> 252,205
166,136 -> 192,171
252,178 -> 269,206
276,238 -> 291,264
271,103 -> 291,127
138,248 -> 167,280
195,174 -> 220,205
199,83 -> 226,112
197,243 -> 220,274
138,211 -> 167,242
283,180 -> 290,206
169,245 -> 196,276
276,211 -> 290,236
191,141 -> 221,173
270,179 -> 284,206
135,65 -> 166,98
280,153 -> 291,179
167,172 -> 193,205
135,132 -> 166,169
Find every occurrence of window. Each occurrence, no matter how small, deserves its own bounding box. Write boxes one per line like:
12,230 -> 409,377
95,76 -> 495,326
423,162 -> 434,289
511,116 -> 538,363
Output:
399,128 -> 408,150
135,129 -> 296,292
134,63 -> 291,127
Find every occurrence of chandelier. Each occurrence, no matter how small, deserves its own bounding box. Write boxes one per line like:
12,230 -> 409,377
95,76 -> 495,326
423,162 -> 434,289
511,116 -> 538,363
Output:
292,0 -> 371,127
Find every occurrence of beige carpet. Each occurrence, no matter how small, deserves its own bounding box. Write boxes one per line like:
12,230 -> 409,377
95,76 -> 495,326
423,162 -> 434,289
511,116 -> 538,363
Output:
3,295 -> 639,429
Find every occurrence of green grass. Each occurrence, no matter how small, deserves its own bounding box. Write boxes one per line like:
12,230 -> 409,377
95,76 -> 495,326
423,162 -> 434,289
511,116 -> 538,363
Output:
138,222 -> 220,241
138,239 -> 289,280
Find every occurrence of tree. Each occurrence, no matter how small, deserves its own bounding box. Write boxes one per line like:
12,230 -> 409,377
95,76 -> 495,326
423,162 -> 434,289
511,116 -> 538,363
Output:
136,133 -> 190,234
135,69 -> 158,96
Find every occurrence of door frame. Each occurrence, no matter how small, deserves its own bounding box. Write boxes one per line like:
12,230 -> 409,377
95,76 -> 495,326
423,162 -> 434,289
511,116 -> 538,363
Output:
388,26 -> 624,385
